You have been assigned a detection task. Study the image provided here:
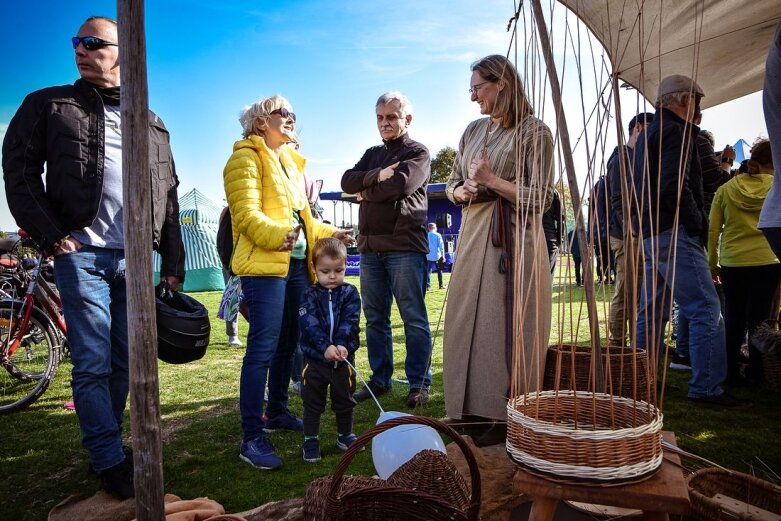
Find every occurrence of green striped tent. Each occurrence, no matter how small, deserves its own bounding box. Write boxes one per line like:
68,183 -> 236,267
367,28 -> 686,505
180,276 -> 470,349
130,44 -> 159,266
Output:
153,188 -> 225,291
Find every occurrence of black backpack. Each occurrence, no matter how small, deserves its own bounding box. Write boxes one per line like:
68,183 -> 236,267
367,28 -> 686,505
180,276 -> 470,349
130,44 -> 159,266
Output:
216,208 -> 233,271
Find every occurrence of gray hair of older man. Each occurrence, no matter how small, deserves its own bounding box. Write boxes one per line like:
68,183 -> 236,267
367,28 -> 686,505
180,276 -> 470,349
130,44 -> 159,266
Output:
376,91 -> 413,118
239,95 -> 289,139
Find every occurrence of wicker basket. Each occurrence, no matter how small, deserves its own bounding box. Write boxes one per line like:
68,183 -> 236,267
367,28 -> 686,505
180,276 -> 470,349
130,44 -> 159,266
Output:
752,320 -> 781,392
687,467 -> 781,520
303,415 -> 481,521
543,344 -> 651,402
507,390 -> 663,485
386,449 -> 471,512
764,350 -> 781,392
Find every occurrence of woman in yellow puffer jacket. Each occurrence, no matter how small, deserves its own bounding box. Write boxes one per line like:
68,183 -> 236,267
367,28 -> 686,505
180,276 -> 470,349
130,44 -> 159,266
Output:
708,139 -> 779,386
224,95 -> 352,469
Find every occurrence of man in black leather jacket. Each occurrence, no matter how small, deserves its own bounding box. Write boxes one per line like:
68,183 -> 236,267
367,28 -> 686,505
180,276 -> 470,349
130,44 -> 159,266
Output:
2,16 -> 185,498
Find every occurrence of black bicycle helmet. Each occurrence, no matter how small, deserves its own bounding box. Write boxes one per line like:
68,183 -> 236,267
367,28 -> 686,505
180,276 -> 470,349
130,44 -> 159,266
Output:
156,283 -> 211,364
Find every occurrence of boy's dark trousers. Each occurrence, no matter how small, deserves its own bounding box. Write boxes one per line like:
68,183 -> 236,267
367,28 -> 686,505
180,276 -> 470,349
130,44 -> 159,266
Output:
301,357 -> 357,437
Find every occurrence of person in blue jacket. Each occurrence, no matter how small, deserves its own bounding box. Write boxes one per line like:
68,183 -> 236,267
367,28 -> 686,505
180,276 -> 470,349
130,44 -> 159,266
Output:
298,238 -> 362,462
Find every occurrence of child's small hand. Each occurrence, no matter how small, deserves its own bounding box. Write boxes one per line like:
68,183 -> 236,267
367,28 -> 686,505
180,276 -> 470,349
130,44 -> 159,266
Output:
335,345 -> 348,361
324,345 -> 341,361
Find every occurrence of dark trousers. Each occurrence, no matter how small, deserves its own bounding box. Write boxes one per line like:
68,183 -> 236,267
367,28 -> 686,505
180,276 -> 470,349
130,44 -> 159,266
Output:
573,256 -> 582,285
721,264 -> 781,380
595,240 -> 614,281
427,260 -> 443,289
301,357 -> 357,437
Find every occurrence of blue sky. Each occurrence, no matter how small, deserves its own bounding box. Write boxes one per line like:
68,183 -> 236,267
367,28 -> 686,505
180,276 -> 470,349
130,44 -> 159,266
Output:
0,1 -> 767,230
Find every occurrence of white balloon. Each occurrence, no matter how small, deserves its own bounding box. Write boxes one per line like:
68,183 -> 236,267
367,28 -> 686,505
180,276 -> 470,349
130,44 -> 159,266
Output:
371,411 -> 446,479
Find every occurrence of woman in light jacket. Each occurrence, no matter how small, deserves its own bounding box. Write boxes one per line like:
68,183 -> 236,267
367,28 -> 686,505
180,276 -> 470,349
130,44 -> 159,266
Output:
708,139 -> 779,386
224,95 -> 351,469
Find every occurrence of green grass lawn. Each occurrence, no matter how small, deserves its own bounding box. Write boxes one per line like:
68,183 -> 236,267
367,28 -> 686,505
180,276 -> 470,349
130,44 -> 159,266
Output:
1,265 -> 779,519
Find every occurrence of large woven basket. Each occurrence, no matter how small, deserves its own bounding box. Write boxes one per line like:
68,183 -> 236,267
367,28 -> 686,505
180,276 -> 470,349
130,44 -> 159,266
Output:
507,390 -> 663,485
687,467 -> 781,520
543,344 -> 651,402
303,415 -> 481,521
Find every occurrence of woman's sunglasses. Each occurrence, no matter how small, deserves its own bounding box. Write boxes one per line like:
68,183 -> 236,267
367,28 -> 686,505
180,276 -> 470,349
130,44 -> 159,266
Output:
270,108 -> 296,122
72,36 -> 118,51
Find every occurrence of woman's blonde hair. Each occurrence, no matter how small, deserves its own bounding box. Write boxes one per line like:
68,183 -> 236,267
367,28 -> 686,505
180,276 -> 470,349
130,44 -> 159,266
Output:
471,54 -> 533,129
239,95 -> 288,139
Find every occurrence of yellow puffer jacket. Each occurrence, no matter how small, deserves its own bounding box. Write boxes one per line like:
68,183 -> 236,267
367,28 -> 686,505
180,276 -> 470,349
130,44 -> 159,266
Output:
223,135 -> 336,280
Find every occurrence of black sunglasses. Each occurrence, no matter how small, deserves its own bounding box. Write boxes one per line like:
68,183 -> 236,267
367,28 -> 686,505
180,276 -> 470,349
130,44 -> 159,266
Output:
270,108 -> 296,122
72,36 -> 118,51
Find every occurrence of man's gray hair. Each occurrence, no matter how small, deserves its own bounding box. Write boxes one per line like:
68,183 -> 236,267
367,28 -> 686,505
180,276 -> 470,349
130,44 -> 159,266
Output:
376,91 -> 413,118
658,91 -> 690,109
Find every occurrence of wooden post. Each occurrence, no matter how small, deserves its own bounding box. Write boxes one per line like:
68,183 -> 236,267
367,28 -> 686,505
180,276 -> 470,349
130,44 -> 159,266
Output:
117,1 -> 166,518
530,0 -> 604,391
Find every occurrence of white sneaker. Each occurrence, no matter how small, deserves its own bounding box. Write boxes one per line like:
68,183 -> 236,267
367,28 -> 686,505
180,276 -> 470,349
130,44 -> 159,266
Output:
228,336 -> 242,347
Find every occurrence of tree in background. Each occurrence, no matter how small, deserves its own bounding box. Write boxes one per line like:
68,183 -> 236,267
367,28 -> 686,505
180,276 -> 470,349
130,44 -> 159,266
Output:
430,146 -> 456,183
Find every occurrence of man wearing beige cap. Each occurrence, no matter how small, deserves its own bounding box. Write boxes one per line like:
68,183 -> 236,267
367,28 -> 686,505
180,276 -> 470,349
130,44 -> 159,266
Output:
631,74 -> 749,408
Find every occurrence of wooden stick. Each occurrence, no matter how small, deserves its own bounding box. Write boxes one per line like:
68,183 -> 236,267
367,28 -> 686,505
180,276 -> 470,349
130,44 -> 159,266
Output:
118,1 -> 166,518
530,0 -> 604,391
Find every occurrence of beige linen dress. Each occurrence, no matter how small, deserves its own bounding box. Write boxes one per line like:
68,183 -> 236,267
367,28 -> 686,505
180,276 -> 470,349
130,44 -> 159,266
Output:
444,116 -> 554,420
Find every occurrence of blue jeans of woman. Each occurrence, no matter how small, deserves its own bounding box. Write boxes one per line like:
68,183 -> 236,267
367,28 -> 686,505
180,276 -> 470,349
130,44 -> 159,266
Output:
240,259 -> 308,441
360,252 -> 432,389
53,246 -> 129,472
637,227 -> 727,398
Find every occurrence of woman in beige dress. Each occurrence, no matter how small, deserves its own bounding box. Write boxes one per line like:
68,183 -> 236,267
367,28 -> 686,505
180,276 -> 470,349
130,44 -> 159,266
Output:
444,55 -> 554,429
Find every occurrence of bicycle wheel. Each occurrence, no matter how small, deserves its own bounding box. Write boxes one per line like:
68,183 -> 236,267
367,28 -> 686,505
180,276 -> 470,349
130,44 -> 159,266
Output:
0,301 -> 60,414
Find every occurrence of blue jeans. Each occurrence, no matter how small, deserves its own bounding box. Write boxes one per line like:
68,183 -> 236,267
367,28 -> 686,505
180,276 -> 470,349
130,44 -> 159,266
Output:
53,246 -> 129,472
240,259 -> 308,441
360,252 -> 432,388
637,227 -> 726,397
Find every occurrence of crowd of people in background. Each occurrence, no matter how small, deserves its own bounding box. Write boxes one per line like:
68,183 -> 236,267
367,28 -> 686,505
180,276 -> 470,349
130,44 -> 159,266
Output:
3,12 -> 780,500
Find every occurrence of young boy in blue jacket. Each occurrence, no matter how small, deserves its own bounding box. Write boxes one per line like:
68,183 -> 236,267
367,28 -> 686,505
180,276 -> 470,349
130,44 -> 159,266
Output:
298,237 -> 362,462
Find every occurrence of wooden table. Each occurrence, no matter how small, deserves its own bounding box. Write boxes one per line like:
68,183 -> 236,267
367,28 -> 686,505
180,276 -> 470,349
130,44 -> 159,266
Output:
512,431 -> 690,521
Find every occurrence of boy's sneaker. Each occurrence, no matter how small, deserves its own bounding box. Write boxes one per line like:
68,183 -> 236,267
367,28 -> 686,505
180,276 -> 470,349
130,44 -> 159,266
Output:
100,456 -> 135,500
291,380 -> 302,395
302,438 -> 321,462
228,335 -> 242,347
239,435 -> 282,470
264,410 -> 304,432
669,353 -> 692,371
336,433 -> 362,452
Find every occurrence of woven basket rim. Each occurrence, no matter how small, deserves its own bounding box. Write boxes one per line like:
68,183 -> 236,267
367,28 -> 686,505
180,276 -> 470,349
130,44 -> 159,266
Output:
506,390 -> 664,485
508,390 -> 663,436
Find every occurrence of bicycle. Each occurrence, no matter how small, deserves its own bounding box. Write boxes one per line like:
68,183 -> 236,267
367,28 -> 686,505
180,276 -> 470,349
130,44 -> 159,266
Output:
0,231 -> 68,414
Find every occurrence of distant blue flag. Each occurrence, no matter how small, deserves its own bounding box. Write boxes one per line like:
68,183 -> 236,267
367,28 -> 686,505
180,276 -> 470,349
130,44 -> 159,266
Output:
733,138 -> 751,164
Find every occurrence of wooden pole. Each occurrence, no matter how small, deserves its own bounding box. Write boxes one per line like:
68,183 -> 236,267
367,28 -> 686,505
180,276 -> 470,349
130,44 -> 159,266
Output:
117,1 -> 166,518
530,0 -> 604,391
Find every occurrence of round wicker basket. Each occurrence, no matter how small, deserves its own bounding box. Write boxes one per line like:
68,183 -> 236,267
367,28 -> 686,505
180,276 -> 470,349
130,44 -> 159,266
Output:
543,344 -> 651,402
687,467 -> 781,521
507,390 -> 663,485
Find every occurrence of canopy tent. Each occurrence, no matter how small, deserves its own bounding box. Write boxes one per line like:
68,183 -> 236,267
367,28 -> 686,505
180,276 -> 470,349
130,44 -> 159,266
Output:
153,188 -> 224,292
559,0 -> 781,108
